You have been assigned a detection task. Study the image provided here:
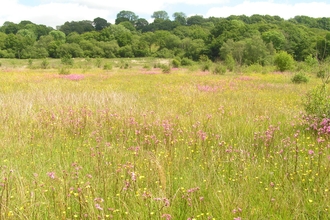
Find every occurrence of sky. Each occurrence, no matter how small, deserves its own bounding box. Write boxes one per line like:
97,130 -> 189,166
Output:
0,0 -> 329,28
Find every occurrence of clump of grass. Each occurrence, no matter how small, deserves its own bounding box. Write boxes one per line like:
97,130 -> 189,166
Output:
58,66 -> 70,75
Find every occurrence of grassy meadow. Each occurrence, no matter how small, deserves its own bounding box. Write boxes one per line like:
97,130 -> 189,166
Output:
0,58 -> 329,219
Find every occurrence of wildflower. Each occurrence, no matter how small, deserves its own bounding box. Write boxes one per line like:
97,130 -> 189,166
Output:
308,150 -> 314,155
161,214 -> 172,220
95,203 -> 103,210
47,172 -> 55,179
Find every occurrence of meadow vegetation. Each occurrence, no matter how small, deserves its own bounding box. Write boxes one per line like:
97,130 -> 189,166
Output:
0,57 -> 329,219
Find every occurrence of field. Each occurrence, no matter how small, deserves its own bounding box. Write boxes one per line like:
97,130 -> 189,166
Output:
0,58 -> 329,219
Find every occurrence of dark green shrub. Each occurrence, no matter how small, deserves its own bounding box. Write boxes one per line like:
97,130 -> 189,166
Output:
291,72 -> 309,84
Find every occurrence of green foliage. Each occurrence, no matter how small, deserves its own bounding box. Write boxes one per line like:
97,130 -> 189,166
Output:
120,61 -> 130,69
213,64 -> 226,75
199,55 -> 212,71
317,70 -> 326,79
40,59 -> 49,69
291,72 -> 309,84
304,85 -> 330,118
274,51 -> 295,72
61,55 -> 74,66
161,64 -> 171,73
28,59 -> 33,68
143,64 -> 151,70
305,54 -> 318,67
225,54 -> 235,71
95,58 -> 103,68
172,58 -> 181,68
103,63 -> 112,70
58,66 -> 70,75
181,57 -> 194,66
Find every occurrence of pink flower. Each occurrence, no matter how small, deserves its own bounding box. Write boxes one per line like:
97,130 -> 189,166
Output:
161,214 -> 172,220
47,172 -> 55,179
95,203 -> 103,210
308,150 -> 314,155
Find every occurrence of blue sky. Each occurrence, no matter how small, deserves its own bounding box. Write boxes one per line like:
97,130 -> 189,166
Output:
0,0 -> 329,28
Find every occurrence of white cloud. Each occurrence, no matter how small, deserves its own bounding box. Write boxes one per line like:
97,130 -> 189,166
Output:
0,1 -> 329,28
206,1 -> 330,19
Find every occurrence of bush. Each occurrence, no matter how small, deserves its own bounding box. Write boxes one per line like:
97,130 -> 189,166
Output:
40,59 -> 49,69
317,70 -> 325,79
201,62 -> 212,71
291,72 -> 309,84
172,59 -> 181,68
143,64 -> 151,70
161,64 -> 171,73
95,58 -> 103,68
181,58 -> 194,66
304,85 -> 330,118
61,55 -> 74,66
213,65 -> 226,75
225,54 -> 235,72
103,63 -> 112,70
274,51 -> 294,72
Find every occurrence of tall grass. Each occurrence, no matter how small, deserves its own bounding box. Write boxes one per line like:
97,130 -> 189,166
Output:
0,61 -> 329,219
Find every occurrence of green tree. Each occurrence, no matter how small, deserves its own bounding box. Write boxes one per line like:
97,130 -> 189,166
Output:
173,12 -> 187,25
49,30 -> 66,43
262,30 -> 286,51
152,11 -> 169,21
187,15 -> 205,26
243,35 -> 271,65
93,17 -> 110,31
116,11 -> 138,24
135,18 -> 149,31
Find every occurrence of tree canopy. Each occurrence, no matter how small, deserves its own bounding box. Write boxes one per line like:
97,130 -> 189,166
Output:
0,12 -> 329,62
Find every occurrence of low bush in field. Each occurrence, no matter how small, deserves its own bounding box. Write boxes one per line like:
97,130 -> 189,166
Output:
40,59 -> 49,69
103,63 -> 112,70
291,72 -> 309,83
172,59 -> 181,68
213,64 -> 226,75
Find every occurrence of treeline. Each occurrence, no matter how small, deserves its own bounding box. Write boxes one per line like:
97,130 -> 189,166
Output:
0,10 -> 330,65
